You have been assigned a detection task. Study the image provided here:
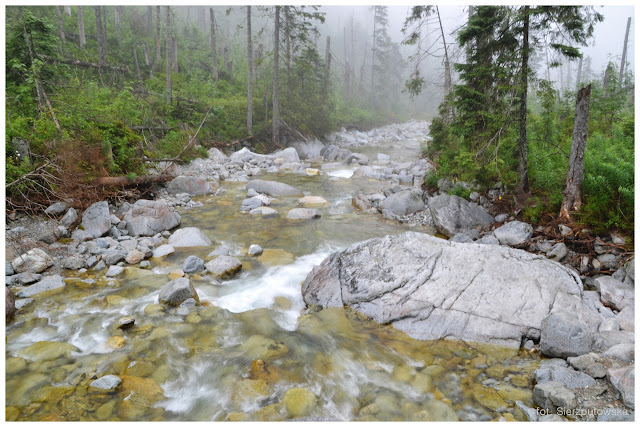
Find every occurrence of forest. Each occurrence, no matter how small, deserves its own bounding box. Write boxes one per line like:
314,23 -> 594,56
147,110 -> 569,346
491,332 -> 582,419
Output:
4,5 -> 635,234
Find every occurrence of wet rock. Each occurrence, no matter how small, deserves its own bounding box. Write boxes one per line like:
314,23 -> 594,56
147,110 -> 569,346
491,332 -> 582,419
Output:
241,335 -> 289,359
45,202 -> 68,217
241,196 -> 266,211
81,201 -> 111,238
282,387 -> 317,418
286,208 -> 321,220
168,269 -> 185,279
17,275 -> 66,298
105,265 -> 125,277
168,227 -> 212,247
152,244 -> 175,258
11,272 -> 42,285
144,303 -> 165,317
15,297 -> 34,310
182,255 -> 205,273
353,165 -> 375,177
250,207 -> 279,217
11,248 -> 54,274
166,175 -> 215,195
124,249 -> 145,265
297,196 -> 329,207
117,317 -> 135,330
428,195 -> 494,237
90,375 -> 122,390
493,221 -> 533,245
158,278 -> 199,306
516,401 -> 538,421
378,189 -> 424,216
302,231 -> 598,348
607,365 -> 634,409
18,341 -> 80,362
123,199 -> 181,237
540,312 -> 594,358
594,276 -> 634,311
205,256 -> 242,279
232,378 -> 273,404
6,260 -> 15,276
248,244 -> 263,256
246,179 -> 303,197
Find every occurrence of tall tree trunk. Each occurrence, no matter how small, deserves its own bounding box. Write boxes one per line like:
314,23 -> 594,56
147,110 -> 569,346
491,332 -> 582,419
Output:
272,6 -> 281,146
210,8 -> 218,81
143,43 -> 153,78
619,17 -> 631,87
518,6 -> 530,193
285,6 -> 291,78
114,6 -> 121,44
64,6 -> 71,16
566,60 -> 572,90
77,6 -> 86,49
224,46 -> 231,78
545,46 -> 551,81
165,6 -> 172,105
359,41 -> 367,101
171,36 -> 178,72
371,8 -> 376,99
466,6 -> 473,55
146,6 -> 152,33
55,6 -> 66,41
101,6 -> 108,57
576,57 -> 583,88
132,45 -> 143,84
343,26 -> 350,101
560,84 -> 592,220
155,6 -> 161,72
95,6 -> 105,65
323,36 -> 331,99
559,60 -> 564,91
247,6 -> 254,134
437,6 -> 452,121
603,63 -> 613,91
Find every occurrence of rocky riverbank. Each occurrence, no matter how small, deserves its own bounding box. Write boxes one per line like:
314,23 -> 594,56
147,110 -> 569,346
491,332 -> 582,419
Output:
5,120 -> 634,421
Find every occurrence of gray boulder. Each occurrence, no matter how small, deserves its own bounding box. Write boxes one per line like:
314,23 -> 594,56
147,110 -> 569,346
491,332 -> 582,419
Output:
81,201 -> 111,238
11,248 -> 53,274
168,227 -> 212,247
493,221 -> 533,245
123,199 -> 181,237
247,179 -> 302,197
535,363 -> 596,389
547,243 -> 568,262
182,255 -> 205,274
594,276 -> 634,311
272,147 -> 300,163
205,256 -> 242,279
250,207 -> 279,217
105,265 -> 125,277
60,208 -> 78,228
167,175 -> 215,195
533,381 -> 576,412
159,278 -> 199,306
248,244 -> 263,256
286,208 -> 321,221
17,275 -> 66,298
45,202 -> 68,217
427,195 -> 494,237
6,260 -> 14,276
320,145 -> 340,161
378,190 -> 424,216
540,312 -> 594,358
230,147 -> 273,163
302,232 -> 599,348
607,365 -> 634,409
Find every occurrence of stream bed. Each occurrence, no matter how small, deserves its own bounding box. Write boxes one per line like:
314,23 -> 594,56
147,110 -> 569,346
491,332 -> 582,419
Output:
5,134 -> 542,421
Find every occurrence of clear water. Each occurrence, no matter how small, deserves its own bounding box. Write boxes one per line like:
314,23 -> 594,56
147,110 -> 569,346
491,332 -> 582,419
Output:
5,134 -> 540,421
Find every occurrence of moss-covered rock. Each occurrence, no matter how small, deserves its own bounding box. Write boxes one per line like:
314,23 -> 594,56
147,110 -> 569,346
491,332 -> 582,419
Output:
240,335 -> 289,360
282,387 -> 317,418
18,341 -> 80,362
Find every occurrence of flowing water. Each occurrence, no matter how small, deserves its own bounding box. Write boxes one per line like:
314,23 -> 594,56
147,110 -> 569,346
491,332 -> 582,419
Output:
5,134 -> 541,421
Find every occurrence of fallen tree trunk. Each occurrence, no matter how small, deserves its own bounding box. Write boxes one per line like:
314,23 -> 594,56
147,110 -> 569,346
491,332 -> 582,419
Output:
95,174 -> 173,187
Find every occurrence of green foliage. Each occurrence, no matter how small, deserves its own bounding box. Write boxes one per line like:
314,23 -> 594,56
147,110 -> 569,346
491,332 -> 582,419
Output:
580,127 -> 634,233
449,184 -> 471,200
